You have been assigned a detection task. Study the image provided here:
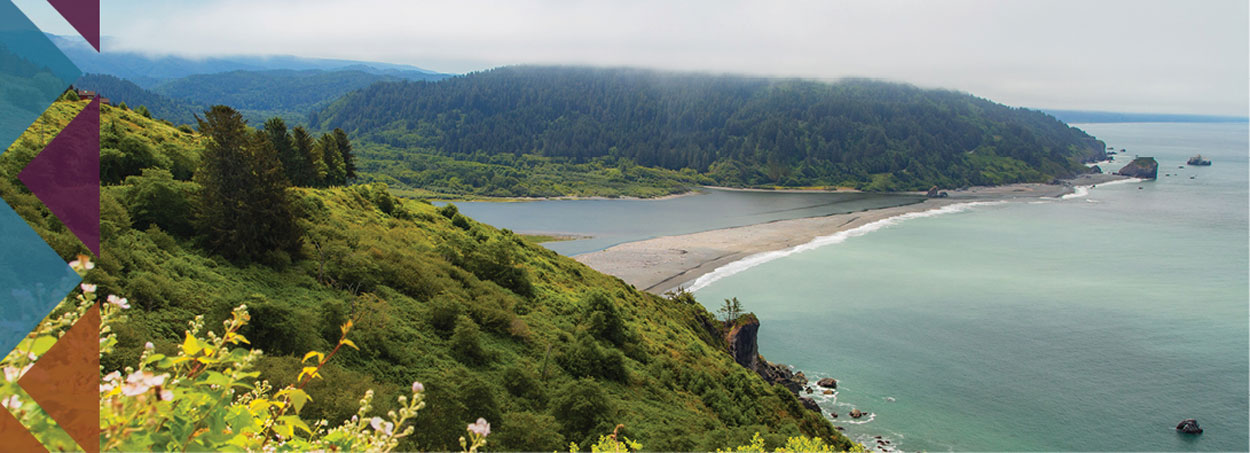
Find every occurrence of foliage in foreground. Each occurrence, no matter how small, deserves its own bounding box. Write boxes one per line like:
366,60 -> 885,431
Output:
1,99 -> 858,451
3,258 -> 858,452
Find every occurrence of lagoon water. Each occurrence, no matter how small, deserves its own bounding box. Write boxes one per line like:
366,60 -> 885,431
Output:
451,189 -> 920,256
692,122 -> 1249,451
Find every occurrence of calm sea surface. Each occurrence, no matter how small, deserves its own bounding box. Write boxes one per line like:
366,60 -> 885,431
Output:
691,122 -> 1249,451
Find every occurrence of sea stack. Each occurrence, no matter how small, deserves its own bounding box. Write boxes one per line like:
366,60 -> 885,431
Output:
1187,154 -> 1212,166
1176,419 -> 1203,434
1117,157 -> 1159,179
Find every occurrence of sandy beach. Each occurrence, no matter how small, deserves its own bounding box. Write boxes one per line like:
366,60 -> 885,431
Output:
575,175 -> 1126,295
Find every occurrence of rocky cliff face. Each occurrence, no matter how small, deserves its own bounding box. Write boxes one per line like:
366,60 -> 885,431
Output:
1078,138 -> 1109,163
725,313 -> 761,371
724,314 -> 811,398
1117,157 -> 1159,179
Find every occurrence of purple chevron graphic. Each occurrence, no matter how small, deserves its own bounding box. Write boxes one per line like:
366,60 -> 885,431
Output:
45,0 -> 99,52
18,98 -> 100,256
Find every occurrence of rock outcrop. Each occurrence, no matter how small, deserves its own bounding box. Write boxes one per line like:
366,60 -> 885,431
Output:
817,377 -> 838,389
1117,157 -> 1159,179
724,313 -> 761,371
849,408 -> 864,419
1187,155 -> 1212,166
724,313 -> 810,396
1176,419 -> 1203,434
799,397 -> 822,414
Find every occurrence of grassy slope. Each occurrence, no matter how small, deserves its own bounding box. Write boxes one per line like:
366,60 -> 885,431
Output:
0,100 -> 852,451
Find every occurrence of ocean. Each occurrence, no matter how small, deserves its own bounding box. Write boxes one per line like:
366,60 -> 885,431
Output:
691,122 -> 1249,451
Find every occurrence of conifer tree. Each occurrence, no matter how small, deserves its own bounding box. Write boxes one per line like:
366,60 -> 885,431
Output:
318,133 -> 346,186
332,128 -> 356,181
263,117 -> 300,184
290,126 -> 320,186
193,105 -> 301,263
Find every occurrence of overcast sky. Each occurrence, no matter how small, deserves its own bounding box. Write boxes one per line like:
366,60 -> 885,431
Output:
16,0 -> 1249,116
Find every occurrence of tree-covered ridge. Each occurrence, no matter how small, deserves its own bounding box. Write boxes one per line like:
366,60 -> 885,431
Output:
73,73 -> 201,125
0,99 -> 854,451
315,65 -> 1106,191
151,69 -> 446,125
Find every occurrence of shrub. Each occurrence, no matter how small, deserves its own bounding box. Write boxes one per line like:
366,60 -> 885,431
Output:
495,411 -> 566,451
551,378 -> 613,444
450,316 -> 486,364
585,291 -> 626,346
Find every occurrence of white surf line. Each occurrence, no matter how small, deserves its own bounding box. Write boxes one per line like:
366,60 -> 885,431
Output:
1060,177 -> 1145,200
686,201 -> 1004,292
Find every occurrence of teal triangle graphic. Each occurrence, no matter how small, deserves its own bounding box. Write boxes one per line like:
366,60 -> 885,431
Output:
0,197 -> 80,357
0,0 -> 82,154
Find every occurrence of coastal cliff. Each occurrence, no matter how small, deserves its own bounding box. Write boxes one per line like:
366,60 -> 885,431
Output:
724,314 -> 817,410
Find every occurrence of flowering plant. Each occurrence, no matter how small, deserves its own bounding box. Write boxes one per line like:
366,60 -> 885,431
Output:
1,256 -> 492,452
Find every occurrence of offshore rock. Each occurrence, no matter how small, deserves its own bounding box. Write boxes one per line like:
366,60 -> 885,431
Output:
850,408 -> 864,419
1176,419 -> 1203,434
817,377 -> 838,389
1117,157 -> 1159,179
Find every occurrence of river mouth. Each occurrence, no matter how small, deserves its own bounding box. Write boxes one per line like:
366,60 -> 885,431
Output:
448,188 -> 922,256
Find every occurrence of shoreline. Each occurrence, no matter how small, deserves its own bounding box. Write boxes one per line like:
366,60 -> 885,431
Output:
575,175 -> 1125,295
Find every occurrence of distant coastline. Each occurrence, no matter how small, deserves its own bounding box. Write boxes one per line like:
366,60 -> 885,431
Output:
576,174 -> 1126,295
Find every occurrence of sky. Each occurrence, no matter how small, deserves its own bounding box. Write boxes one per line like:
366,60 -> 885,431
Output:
15,0 -> 1249,116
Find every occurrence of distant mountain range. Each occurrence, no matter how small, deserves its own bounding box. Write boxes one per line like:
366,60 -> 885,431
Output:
53,34 -> 452,125
50,34 -> 448,87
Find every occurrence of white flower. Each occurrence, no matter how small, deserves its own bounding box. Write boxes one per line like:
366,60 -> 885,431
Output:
412,381 -> 424,393
3,366 -> 19,382
145,342 -> 155,350
79,283 -> 97,293
106,295 -> 130,309
68,257 -> 95,271
370,416 -> 394,436
467,418 -> 490,437
160,389 -> 174,401
1,395 -> 19,410
120,371 -> 168,396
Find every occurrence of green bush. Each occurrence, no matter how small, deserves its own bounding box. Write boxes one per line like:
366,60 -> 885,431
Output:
450,316 -> 487,364
551,378 -> 614,444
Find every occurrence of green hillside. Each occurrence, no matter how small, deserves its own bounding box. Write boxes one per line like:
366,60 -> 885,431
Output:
1,99 -> 854,451
74,73 -> 201,125
314,65 -> 1106,195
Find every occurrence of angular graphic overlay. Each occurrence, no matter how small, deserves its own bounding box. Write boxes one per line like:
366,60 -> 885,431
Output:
0,0 -> 81,154
44,0 -> 99,52
19,304 -> 100,453
0,407 -> 48,453
0,200 -> 81,358
18,98 -> 101,256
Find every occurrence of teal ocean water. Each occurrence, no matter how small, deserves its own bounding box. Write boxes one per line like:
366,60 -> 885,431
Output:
692,122 -> 1249,451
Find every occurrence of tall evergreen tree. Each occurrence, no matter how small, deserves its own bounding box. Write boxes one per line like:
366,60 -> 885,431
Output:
291,126 -> 322,186
332,128 -> 356,181
193,105 -> 301,263
317,133 -> 346,186
263,117 -> 300,184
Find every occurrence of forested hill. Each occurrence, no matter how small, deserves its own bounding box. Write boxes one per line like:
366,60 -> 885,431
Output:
0,98 -> 853,451
313,66 -> 1106,191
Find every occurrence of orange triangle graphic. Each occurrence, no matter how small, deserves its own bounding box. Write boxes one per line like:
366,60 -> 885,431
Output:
18,304 -> 99,453
0,405 -> 49,453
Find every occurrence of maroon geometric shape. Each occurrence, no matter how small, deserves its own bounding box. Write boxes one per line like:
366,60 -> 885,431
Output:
18,304 -> 100,453
45,0 -> 100,52
18,98 -> 100,256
